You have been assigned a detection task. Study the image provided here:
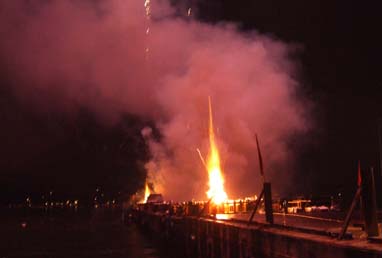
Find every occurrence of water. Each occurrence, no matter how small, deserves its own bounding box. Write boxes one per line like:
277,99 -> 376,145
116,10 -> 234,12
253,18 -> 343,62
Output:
0,207 -> 170,258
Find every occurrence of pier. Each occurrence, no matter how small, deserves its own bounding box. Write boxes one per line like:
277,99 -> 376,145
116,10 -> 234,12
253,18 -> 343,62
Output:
133,204 -> 382,258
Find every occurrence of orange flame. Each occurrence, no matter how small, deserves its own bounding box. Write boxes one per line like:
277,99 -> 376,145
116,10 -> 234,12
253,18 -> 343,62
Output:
143,182 -> 150,203
206,97 -> 228,204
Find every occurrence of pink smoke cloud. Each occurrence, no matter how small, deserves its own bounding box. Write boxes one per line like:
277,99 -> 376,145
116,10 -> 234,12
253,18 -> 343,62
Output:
0,0 -> 311,200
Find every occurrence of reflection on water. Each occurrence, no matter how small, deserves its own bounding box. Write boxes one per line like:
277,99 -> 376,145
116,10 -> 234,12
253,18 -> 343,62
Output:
0,207 -> 170,258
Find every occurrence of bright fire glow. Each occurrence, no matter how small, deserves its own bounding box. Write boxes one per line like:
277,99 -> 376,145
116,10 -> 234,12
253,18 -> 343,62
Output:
143,182 -> 150,203
206,97 -> 228,204
216,213 -> 229,220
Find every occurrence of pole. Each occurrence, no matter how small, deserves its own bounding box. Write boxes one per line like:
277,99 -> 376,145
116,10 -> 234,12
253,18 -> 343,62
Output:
338,187 -> 361,240
264,182 -> 274,224
248,188 -> 264,226
361,167 -> 379,237
253,134 -> 273,224
255,134 -> 265,183
378,119 -> 382,177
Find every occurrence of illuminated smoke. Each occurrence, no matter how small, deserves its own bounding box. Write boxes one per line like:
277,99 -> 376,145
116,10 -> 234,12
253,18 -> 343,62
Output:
0,0 -> 311,201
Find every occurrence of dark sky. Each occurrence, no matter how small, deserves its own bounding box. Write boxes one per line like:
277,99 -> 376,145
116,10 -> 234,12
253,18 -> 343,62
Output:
0,0 -> 381,204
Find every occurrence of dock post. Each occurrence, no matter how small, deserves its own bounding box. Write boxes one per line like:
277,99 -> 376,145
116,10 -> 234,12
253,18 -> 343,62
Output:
264,182 -> 274,224
361,167 -> 379,237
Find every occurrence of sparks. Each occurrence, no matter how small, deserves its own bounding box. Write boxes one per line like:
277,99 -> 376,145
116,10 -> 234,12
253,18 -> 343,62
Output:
144,0 -> 151,59
206,97 -> 228,205
144,0 -> 151,18
196,148 -> 207,168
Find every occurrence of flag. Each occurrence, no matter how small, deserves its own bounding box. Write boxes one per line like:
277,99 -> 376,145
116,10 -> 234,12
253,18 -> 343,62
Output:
357,160 -> 362,187
255,134 -> 264,177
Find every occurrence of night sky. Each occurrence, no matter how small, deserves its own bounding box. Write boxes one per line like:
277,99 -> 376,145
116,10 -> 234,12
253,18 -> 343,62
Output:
0,0 -> 381,205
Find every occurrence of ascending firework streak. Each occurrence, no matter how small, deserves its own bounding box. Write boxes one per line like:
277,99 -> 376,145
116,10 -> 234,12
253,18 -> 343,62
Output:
142,0 -> 151,200
206,97 -> 228,204
144,0 -> 151,59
